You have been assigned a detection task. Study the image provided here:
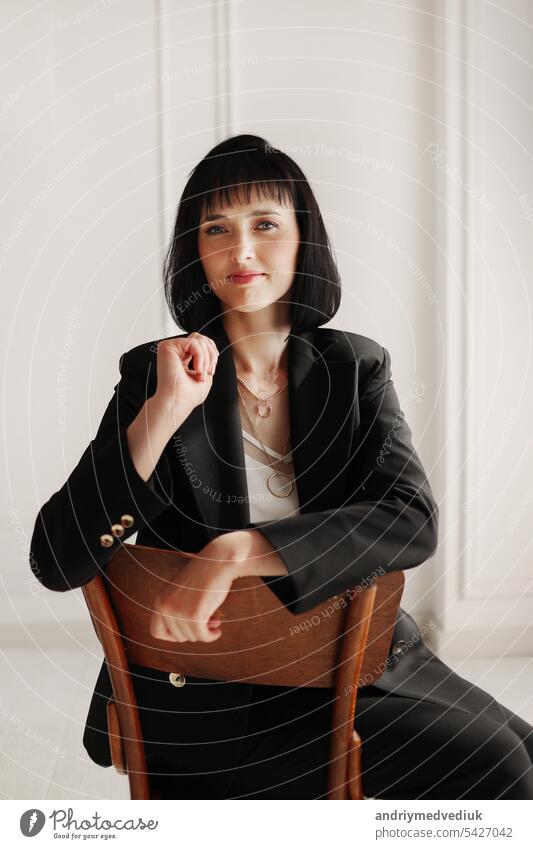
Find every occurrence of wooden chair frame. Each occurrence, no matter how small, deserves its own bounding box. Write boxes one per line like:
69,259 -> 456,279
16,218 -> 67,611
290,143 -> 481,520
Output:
82,543 -> 404,800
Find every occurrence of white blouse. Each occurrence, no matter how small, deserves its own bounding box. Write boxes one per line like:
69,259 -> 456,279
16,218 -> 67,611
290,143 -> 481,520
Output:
242,429 -> 301,523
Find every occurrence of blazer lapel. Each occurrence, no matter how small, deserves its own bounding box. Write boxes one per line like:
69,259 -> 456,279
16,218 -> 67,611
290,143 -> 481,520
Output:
174,317 -> 357,540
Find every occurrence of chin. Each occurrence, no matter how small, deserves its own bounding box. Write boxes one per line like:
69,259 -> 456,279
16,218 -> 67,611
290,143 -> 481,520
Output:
232,301 -> 275,313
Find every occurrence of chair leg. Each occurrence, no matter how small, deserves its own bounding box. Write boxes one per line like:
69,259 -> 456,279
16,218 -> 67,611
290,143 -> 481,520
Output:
347,729 -> 364,800
106,700 -> 127,775
128,770 -> 151,800
105,699 -> 155,799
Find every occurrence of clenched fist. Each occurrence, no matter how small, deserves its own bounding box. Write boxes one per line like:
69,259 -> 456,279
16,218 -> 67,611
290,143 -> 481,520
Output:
153,332 -> 220,412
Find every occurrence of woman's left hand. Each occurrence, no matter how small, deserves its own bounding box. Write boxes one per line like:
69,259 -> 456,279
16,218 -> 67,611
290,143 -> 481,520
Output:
149,536 -> 239,643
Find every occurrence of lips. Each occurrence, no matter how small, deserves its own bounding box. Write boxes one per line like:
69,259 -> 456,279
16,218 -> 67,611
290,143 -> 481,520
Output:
230,272 -> 265,284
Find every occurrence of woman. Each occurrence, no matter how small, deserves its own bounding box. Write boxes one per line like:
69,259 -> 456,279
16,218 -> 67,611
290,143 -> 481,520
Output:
30,134 -> 533,800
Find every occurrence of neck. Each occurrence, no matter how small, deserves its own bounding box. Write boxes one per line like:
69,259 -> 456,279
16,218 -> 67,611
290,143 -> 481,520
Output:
220,306 -> 291,378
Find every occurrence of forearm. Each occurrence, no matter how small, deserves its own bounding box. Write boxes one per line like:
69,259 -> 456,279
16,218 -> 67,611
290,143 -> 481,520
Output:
126,395 -> 193,482
209,529 -> 289,578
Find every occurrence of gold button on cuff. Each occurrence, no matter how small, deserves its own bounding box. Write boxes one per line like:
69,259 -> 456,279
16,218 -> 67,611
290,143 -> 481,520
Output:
169,673 -> 186,688
111,523 -> 125,538
121,514 -> 134,528
100,534 -> 114,548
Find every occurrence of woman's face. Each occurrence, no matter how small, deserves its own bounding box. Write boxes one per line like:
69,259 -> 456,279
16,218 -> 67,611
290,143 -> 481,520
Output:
197,187 -> 300,316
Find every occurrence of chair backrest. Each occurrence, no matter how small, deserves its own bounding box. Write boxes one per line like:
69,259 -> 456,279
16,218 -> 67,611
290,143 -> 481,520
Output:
82,543 -> 404,799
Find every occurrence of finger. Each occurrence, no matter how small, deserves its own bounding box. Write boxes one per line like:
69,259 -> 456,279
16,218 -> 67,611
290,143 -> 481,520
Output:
168,341 -> 191,374
185,337 -> 216,379
151,612 -> 179,642
208,609 -> 223,628
163,623 -> 187,643
202,625 -> 223,642
184,338 -> 204,376
195,613 -> 222,642
159,624 -> 181,642
196,337 -> 218,376
197,338 -> 215,379
150,610 -> 165,639
188,610 -> 216,642
206,338 -> 219,374
155,607 -> 188,643
165,612 -> 197,643
196,622 -> 220,637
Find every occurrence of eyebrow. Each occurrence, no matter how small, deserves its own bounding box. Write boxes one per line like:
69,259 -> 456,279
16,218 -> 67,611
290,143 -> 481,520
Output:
199,209 -> 284,224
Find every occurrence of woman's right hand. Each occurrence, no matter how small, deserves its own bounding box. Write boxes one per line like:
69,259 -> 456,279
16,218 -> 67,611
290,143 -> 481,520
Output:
152,333 -> 220,412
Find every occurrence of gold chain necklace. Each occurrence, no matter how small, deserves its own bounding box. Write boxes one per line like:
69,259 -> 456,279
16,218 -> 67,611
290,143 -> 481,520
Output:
237,384 -> 294,498
236,375 -> 288,417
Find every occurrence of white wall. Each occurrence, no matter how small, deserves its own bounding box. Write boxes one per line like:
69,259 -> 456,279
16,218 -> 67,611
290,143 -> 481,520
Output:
430,0 -> 533,655
2,1 -> 531,657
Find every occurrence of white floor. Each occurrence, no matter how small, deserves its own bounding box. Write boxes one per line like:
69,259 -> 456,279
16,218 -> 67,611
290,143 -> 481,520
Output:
1,642 -> 532,800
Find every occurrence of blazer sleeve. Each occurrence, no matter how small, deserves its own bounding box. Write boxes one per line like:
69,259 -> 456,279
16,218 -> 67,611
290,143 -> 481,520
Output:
254,343 -> 439,614
29,350 -> 174,592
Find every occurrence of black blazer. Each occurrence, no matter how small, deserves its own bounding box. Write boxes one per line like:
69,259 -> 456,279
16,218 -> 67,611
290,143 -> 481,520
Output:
30,315 -> 506,775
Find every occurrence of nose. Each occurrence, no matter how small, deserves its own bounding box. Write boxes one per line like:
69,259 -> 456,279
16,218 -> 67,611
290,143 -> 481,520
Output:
229,234 -> 254,265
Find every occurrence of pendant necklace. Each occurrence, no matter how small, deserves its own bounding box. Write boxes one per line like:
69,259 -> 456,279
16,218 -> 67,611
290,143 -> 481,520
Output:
236,375 -> 288,418
237,383 -> 294,498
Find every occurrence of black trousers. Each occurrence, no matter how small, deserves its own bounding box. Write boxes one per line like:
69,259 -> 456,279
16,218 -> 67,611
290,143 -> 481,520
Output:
136,673 -> 533,800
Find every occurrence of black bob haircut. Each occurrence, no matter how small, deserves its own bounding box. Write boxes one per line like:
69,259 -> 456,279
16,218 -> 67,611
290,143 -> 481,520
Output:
163,134 -> 342,337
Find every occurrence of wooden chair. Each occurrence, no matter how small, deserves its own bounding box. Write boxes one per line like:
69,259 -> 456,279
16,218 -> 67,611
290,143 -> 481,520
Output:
82,543 -> 404,800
